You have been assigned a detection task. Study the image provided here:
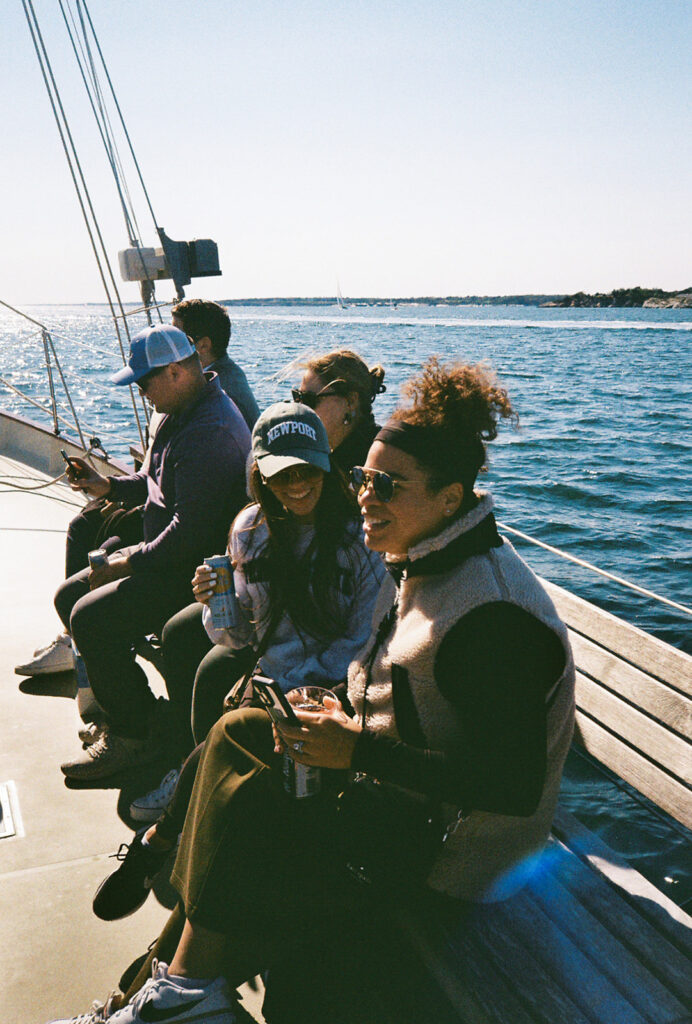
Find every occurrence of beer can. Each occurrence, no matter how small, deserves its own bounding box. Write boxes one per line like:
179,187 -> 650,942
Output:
282,753 -> 321,799
204,554 -> 239,629
87,548 -> 109,570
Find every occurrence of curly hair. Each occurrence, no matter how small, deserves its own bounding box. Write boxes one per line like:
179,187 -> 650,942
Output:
392,357 -> 517,504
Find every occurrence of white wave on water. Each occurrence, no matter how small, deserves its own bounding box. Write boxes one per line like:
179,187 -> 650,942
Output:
230,311 -> 692,331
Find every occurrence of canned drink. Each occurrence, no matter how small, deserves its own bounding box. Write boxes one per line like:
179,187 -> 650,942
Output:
204,554 -> 238,629
87,548 -> 108,570
282,754 -> 321,799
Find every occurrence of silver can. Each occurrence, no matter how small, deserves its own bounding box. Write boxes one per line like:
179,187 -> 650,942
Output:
87,548 -> 108,570
282,754 -> 321,799
204,554 -> 238,629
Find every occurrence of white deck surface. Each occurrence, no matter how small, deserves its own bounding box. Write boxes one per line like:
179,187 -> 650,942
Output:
0,454 -> 172,1023
0,453 -> 263,1023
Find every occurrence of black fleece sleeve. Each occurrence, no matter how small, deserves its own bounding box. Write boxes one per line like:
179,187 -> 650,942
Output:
351,602 -> 566,816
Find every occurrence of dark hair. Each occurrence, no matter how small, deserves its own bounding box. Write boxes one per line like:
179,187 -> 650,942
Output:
172,299 -> 231,359
303,349 -> 386,430
240,461 -> 360,641
393,357 -> 517,508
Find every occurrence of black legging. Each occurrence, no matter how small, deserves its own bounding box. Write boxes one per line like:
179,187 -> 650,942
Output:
161,602 -> 255,754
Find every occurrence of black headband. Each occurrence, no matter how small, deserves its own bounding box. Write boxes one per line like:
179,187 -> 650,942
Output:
374,418 -> 484,496
374,420 -> 432,460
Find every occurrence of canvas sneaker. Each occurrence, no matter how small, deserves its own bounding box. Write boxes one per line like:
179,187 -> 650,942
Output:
129,767 -> 181,822
61,728 -> 162,781
15,632 -> 75,675
45,960 -> 238,1024
93,830 -> 171,920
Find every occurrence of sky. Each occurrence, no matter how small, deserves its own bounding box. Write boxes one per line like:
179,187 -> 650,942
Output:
2,0 -> 691,303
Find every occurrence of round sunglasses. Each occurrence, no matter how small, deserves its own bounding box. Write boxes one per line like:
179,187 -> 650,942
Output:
349,466 -> 397,503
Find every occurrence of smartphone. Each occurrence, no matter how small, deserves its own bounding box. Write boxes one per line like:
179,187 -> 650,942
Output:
252,675 -> 300,727
60,449 -> 82,475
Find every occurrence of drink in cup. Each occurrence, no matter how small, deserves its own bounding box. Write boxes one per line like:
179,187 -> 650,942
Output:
282,685 -> 336,799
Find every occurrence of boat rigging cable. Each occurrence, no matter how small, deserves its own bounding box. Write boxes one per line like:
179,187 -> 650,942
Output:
19,0 -> 169,448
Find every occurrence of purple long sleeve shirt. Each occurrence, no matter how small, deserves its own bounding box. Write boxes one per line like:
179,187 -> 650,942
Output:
109,373 -> 251,577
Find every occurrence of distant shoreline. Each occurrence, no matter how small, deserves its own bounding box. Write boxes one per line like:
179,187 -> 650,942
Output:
218,287 -> 692,309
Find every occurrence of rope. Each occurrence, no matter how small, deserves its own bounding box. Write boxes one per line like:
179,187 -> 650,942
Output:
498,521 -> 692,617
21,0 -> 148,447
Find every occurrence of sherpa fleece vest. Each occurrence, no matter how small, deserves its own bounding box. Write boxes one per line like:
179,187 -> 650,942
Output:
347,493 -> 575,902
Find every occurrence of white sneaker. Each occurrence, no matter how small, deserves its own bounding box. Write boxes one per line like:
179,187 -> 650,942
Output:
55,960 -> 237,1024
15,633 -> 75,676
130,767 -> 181,822
45,990 -> 118,1023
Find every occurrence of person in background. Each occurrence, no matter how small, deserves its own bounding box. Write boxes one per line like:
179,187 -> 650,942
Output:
55,324 -> 251,781
89,401 -> 384,925
292,348 -> 386,470
172,298 -> 259,430
16,299 -> 258,678
51,359 -> 574,1024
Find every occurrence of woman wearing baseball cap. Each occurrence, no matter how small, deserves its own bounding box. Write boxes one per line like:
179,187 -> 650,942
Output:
89,401 -> 385,926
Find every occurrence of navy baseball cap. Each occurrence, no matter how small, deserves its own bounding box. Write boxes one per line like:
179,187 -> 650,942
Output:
252,402 -> 331,478
111,324 -> 196,386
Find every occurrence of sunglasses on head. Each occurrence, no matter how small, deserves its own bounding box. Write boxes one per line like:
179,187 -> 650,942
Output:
349,466 -> 398,503
291,378 -> 348,410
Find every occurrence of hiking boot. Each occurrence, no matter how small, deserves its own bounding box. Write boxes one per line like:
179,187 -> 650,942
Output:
15,633 -> 75,676
129,767 -> 180,823
92,830 -> 170,921
47,960 -> 238,1024
78,721 -> 105,748
61,728 -> 162,781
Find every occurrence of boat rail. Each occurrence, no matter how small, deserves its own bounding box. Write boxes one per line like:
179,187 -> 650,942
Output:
498,521 -> 692,618
1,298 -> 149,456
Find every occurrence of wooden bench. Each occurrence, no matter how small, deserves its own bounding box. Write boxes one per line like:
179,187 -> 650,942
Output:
399,580 -> 692,1024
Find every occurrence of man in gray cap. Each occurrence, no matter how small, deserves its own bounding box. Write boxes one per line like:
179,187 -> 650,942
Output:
56,324 -> 251,780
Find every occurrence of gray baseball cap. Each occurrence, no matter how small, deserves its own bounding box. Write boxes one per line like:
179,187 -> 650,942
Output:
252,402 -> 331,478
112,324 -> 195,386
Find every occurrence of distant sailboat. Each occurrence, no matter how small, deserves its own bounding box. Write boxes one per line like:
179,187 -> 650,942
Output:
336,279 -> 349,309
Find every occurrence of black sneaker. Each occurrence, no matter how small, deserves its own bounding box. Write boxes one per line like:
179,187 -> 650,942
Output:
92,831 -> 170,921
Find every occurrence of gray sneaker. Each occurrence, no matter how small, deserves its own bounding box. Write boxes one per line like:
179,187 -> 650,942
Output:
15,633 -> 75,676
61,728 -> 162,781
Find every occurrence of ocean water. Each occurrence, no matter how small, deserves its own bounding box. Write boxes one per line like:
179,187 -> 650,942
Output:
2,301 -> 691,904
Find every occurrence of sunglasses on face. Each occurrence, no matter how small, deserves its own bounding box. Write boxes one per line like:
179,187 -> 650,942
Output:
137,365 -> 167,392
291,378 -> 348,410
264,464 -> 324,487
349,466 -> 398,503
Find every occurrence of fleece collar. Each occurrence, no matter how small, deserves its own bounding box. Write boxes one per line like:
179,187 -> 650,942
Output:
385,492 -> 501,583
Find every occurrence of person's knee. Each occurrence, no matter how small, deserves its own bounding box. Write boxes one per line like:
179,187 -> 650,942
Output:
69,591 -> 109,652
54,574 -> 87,633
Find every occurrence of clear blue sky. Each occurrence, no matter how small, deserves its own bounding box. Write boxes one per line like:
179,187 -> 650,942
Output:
3,0 -> 691,302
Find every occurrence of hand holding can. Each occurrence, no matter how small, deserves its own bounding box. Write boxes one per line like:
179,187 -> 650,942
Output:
203,554 -> 239,628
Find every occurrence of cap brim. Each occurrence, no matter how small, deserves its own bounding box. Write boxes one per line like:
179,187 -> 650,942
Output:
111,365 -> 137,386
258,451 -> 331,478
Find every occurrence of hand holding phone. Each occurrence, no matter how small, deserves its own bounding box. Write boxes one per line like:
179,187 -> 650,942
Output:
60,449 -> 83,478
252,675 -> 300,727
